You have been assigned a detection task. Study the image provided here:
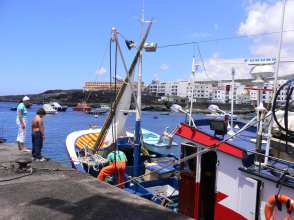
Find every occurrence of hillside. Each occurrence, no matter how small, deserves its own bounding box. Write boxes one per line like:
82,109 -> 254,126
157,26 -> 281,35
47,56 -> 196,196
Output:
0,89 -> 161,107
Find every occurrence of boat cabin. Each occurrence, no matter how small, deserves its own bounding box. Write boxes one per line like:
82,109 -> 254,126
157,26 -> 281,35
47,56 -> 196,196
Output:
176,118 -> 294,220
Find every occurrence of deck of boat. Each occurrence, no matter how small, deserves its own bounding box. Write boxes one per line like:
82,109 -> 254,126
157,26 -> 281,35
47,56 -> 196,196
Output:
0,143 -> 190,220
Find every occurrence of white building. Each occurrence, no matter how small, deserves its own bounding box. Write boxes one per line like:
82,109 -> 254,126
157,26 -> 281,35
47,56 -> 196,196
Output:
146,80 -> 289,104
210,85 -> 229,103
177,81 -> 189,98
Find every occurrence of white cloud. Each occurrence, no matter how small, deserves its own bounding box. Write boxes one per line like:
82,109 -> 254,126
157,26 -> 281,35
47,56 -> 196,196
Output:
96,66 -> 106,76
238,0 -> 294,57
160,63 -> 169,71
239,2 -> 282,36
201,58 -> 251,80
190,56 -> 294,82
186,1 -> 294,83
153,73 -> 160,81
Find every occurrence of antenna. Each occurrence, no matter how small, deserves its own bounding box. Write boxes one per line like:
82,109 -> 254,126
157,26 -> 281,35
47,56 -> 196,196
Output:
264,0 -> 287,165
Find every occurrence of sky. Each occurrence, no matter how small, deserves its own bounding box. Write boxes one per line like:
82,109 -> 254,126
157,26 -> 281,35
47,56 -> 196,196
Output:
0,0 -> 294,95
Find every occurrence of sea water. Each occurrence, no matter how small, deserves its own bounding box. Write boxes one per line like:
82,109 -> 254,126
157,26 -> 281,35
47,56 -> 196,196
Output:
0,102 -> 194,167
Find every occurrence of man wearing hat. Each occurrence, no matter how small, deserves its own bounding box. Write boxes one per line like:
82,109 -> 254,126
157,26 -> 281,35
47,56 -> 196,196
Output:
16,96 -> 31,152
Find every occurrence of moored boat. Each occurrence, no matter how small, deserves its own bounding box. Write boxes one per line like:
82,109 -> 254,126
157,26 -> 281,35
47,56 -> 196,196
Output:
73,102 -> 92,112
88,104 -> 110,115
50,102 -> 67,112
66,23 -> 154,176
43,103 -> 57,114
141,128 -> 178,156
173,112 -> 294,219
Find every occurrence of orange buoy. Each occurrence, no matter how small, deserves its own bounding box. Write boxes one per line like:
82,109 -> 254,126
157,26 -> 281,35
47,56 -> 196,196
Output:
265,194 -> 293,220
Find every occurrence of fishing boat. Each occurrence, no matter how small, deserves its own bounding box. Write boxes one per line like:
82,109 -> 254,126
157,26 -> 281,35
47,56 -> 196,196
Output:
73,102 -> 91,112
66,22 -> 154,176
98,104 -> 110,112
172,87 -> 294,219
50,102 -> 67,112
42,103 -> 57,114
166,3 -> 294,216
88,104 -> 110,115
65,22 -> 180,208
141,128 -> 178,156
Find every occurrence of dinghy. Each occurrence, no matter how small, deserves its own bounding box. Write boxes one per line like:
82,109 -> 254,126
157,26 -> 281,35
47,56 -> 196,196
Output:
141,128 -> 178,156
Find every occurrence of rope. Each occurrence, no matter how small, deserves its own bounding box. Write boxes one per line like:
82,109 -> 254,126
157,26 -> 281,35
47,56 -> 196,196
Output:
158,29 -> 294,48
196,43 -> 214,81
0,169 -> 33,182
84,38 -> 110,103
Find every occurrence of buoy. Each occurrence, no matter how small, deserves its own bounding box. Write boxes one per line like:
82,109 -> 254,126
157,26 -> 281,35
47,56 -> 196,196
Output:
265,194 -> 294,220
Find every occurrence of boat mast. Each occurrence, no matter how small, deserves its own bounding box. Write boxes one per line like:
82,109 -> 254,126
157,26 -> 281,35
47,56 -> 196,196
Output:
93,22 -> 152,152
228,68 -> 235,136
133,1 -> 145,177
189,53 -> 196,126
136,1 -> 144,121
264,0 -> 287,164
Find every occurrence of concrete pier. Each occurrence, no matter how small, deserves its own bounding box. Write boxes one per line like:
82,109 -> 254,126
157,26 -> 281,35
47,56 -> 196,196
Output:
0,143 -> 190,220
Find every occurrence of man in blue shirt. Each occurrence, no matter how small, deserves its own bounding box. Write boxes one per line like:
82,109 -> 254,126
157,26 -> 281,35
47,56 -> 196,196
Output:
16,96 -> 31,152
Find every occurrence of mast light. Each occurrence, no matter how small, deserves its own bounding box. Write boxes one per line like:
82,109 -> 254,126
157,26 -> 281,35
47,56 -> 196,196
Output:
144,42 -> 157,52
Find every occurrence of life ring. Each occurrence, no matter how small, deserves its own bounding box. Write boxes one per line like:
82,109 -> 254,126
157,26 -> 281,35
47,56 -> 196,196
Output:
265,194 -> 294,220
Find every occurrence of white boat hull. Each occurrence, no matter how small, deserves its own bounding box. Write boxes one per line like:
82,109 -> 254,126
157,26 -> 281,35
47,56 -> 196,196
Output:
65,128 -> 101,170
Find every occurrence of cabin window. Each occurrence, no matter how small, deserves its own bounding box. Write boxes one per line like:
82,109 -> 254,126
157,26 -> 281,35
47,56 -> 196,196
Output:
181,143 -> 197,174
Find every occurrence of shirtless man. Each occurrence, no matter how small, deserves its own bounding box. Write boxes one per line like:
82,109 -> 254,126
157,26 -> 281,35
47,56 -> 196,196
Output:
31,108 -> 46,161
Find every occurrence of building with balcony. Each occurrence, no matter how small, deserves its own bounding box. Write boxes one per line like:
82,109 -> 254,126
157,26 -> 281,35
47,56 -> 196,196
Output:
83,81 -> 144,91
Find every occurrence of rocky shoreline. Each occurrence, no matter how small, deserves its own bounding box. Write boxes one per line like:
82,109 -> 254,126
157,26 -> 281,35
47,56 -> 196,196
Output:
0,89 -> 255,114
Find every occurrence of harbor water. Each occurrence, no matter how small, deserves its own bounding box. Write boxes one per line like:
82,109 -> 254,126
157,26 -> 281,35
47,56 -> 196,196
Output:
0,102 -> 190,167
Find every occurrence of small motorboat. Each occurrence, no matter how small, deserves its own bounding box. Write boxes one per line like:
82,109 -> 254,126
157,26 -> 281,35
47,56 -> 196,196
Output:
43,104 -> 57,114
73,102 -> 92,112
99,104 -> 110,112
50,102 -> 67,112
0,137 -> 7,143
141,128 -> 178,156
88,104 -> 110,115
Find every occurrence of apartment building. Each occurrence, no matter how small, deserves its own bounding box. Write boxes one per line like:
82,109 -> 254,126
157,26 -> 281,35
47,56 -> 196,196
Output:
84,81 -> 144,91
146,80 -> 288,104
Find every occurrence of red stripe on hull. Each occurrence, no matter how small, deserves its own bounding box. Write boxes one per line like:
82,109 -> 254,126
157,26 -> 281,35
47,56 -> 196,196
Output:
214,203 -> 247,220
215,192 -> 246,220
176,123 -> 244,159
215,192 -> 227,203
194,185 -> 247,220
194,182 -> 200,219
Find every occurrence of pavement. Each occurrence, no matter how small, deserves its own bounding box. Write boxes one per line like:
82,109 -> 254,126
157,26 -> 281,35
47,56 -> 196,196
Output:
0,143 -> 191,220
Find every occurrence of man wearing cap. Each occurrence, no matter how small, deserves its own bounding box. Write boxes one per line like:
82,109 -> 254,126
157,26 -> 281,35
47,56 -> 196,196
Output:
16,96 -> 31,152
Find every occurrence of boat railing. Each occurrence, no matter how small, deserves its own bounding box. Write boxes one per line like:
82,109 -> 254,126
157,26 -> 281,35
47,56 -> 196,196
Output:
242,149 -> 294,186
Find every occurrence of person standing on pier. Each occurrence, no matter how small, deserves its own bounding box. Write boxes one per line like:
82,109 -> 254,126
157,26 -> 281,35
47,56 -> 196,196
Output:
31,108 -> 46,161
16,96 -> 31,152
